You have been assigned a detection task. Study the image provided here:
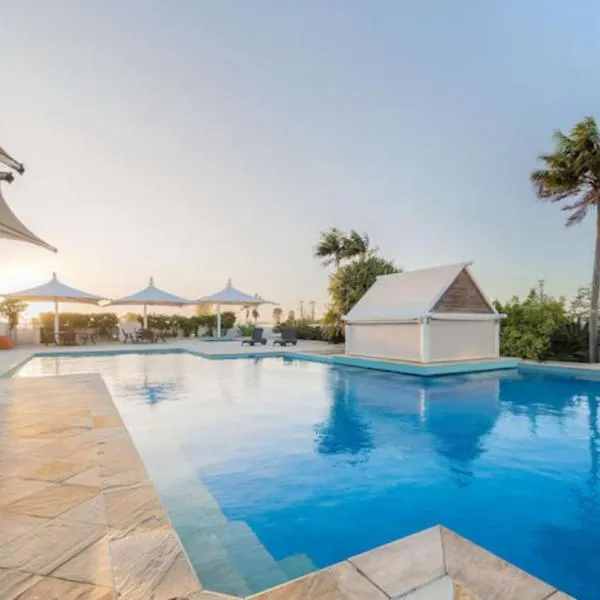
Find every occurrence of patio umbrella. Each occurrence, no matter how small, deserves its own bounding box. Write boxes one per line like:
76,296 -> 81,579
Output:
108,277 -> 189,329
3,273 -> 105,342
194,278 -> 277,338
0,185 -> 56,252
0,146 -> 24,174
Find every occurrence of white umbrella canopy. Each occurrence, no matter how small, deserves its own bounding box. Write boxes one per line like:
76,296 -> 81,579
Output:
0,146 -> 24,174
194,278 -> 277,338
108,277 -> 190,328
0,185 -> 56,252
3,273 -> 105,341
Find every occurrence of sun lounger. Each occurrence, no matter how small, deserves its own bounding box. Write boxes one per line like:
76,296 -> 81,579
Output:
241,327 -> 267,346
120,322 -> 140,343
135,328 -> 157,343
273,328 -> 298,346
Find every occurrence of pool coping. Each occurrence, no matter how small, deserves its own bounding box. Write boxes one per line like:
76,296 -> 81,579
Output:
0,345 -> 522,380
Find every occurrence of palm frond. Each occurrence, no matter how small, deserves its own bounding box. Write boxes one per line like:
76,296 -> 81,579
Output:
532,117 -> 600,226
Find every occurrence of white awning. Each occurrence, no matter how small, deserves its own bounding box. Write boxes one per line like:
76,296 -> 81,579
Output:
0,185 -> 56,252
108,277 -> 190,329
109,277 -> 189,307
195,278 -> 275,306
0,146 -> 24,174
3,273 -> 105,340
3,272 -> 104,303
193,278 -> 277,338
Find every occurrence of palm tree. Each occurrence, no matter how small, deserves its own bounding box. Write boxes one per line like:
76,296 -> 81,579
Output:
314,228 -> 346,268
251,307 -> 260,323
342,230 -> 372,260
531,117 -> 600,362
272,307 -> 283,324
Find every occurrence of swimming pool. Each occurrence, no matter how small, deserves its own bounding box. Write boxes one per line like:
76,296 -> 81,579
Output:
14,352 -> 600,598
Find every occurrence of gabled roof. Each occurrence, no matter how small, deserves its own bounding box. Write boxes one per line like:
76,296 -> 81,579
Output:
345,262 -> 497,323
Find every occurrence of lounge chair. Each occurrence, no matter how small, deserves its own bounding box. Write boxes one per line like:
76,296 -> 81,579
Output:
136,328 -> 157,343
120,322 -> 141,343
241,327 -> 267,346
40,328 -> 57,346
273,328 -> 297,346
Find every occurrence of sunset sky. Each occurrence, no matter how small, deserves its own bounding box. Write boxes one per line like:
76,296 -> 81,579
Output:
2,1 -> 600,318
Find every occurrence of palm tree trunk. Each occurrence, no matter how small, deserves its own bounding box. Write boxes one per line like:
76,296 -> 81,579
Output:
590,205 -> 600,362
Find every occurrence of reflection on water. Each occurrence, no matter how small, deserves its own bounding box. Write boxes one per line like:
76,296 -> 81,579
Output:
314,368 -> 374,461
14,354 -> 600,599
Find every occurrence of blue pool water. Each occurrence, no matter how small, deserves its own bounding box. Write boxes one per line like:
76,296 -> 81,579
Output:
15,353 -> 600,598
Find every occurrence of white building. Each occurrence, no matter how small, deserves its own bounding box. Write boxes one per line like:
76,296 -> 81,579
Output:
344,262 -> 504,364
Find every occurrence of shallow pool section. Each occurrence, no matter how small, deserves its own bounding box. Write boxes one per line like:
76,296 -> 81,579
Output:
15,353 -> 600,598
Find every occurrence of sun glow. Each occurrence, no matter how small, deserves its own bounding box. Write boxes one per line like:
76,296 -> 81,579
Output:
0,263 -> 51,319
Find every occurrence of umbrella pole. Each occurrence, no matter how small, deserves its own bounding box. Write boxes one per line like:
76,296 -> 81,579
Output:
217,304 -> 221,338
54,299 -> 59,344
143,304 -> 148,329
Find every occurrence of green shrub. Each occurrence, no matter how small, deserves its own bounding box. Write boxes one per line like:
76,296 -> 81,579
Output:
37,312 -> 119,338
238,323 -> 255,336
495,289 -> 572,361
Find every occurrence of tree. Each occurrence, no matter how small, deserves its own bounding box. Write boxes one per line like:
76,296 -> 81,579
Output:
0,298 -> 28,333
571,285 -> 591,320
251,307 -> 260,323
287,310 -> 296,322
531,117 -> 600,362
323,255 -> 399,342
314,227 -> 346,268
272,307 -> 283,323
342,230 -> 373,261
494,289 -> 571,360
195,303 -> 213,317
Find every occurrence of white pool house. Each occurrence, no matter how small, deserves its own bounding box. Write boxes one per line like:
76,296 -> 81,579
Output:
344,262 -> 504,364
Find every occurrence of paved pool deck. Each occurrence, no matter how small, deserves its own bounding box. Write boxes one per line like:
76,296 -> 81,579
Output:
0,344 -> 578,599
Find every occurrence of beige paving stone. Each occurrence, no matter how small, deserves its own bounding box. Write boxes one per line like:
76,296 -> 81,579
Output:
9,422 -> 83,439
0,510 -> 48,547
0,453 -> 49,479
17,576 -> 114,599
0,437 -> 53,458
105,483 -> 168,539
21,459 -> 91,483
442,528 -> 556,600
99,461 -> 149,493
0,518 -> 105,575
92,415 -> 123,429
349,526 -> 445,598
109,528 -> 190,599
0,567 -> 42,600
58,493 -> 106,525
5,483 -> 100,518
247,562 -> 388,600
152,551 -> 203,600
453,581 -> 480,599
64,466 -> 101,487
0,478 -> 53,507
52,536 -> 113,587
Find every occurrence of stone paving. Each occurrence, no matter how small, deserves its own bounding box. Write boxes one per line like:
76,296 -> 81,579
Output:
0,373 -> 221,600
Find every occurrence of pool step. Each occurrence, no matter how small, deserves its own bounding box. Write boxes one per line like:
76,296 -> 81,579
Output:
181,527 -> 252,597
277,553 -> 317,580
213,521 -> 290,593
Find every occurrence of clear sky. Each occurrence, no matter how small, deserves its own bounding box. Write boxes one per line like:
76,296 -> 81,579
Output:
2,1 -> 600,318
